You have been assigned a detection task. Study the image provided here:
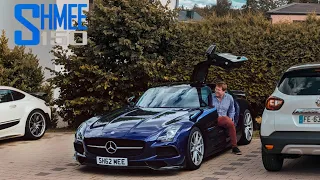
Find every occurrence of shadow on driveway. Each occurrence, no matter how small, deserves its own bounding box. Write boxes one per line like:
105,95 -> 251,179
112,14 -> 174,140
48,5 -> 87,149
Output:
280,155 -> 320,175
77,166 -> 181,177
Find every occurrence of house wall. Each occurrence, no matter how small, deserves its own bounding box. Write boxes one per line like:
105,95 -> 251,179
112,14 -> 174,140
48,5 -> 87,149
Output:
271,14 -> 320,24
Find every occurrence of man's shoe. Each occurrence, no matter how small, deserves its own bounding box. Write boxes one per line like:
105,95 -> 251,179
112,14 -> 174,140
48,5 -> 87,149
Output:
232,147 -> 242,155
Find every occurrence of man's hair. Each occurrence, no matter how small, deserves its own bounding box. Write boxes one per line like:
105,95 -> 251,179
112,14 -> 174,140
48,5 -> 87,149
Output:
216,81 -> 227,91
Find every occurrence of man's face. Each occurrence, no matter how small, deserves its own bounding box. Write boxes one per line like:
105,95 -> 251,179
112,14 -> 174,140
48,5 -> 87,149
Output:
215,86 -> 225,98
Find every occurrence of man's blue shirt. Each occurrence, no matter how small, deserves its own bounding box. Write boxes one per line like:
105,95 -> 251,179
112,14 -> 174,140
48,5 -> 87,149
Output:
212,93 -> 236,121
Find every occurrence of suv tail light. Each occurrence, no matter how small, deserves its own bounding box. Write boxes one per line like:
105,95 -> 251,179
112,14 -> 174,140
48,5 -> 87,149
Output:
266,96 -> 284,110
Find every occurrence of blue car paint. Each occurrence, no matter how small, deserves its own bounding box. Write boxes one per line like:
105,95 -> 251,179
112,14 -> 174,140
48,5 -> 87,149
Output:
196,107 -> 217,121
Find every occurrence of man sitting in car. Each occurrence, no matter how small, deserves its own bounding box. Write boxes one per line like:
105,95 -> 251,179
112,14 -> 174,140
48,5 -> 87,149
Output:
212,81 -> 242,155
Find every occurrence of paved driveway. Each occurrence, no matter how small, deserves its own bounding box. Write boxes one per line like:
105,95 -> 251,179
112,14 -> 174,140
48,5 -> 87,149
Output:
1,133 -> 320,180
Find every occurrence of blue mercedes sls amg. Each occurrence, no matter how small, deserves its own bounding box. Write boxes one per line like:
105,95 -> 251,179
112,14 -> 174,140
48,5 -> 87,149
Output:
73,44 -> 255,170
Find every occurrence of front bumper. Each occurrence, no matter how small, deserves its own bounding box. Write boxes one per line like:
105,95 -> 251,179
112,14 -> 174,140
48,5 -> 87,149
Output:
261,131 -> 320,155
73,140 -> 186,170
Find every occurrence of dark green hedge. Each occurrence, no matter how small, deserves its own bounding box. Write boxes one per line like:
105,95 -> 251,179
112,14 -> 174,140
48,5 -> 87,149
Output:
172,13 -> 320,116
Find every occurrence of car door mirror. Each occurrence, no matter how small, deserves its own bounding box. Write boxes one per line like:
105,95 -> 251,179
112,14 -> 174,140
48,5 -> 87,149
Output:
127,96 -> 136,107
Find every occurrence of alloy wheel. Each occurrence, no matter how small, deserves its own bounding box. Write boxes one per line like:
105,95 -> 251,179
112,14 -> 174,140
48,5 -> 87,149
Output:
28,112 -> 46,138
190,131 -> 204,166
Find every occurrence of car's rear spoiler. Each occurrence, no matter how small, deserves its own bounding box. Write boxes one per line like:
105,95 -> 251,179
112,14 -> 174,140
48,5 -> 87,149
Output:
229,90 -> 246,98
29,92 -> 48,101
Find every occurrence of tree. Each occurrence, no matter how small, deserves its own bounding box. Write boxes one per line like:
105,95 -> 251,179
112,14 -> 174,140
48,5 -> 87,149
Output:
192,1 -> 244,18
192,5 -> 217,17
0,30 -> 44,92
47,0 -> 182,128
216,0 -> 232,16
244,0 -> 289,12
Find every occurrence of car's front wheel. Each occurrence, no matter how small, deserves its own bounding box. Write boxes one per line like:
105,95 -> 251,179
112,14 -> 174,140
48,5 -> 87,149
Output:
24,110 -> 47,140
262,148 -> 284,171
185,127 -> 205,170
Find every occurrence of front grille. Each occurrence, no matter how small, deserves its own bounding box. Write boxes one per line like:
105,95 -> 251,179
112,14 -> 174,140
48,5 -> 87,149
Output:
84,138 -> 145,147
84,138 -> 145,157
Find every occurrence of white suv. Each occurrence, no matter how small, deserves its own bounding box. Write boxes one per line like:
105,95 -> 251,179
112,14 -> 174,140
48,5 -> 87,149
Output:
260,63 -> 320,171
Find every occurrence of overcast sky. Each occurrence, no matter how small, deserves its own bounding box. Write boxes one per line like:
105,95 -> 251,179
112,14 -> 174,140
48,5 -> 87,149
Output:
179,0 -> 246,9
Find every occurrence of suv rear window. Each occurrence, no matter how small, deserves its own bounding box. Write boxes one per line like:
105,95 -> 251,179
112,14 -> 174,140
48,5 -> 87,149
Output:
278,68 -> 320,95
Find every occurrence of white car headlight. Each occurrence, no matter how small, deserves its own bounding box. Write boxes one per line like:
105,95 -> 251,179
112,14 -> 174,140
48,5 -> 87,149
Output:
157,124 -> 182,142
75,122 -> 87,141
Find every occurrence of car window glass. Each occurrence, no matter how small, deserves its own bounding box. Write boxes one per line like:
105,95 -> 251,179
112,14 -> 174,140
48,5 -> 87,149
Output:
0,90 -> 13,103
278,69 -> 320,95
136,85 -> 201,108
200,87 -> 211,106
11,90 -> 25,101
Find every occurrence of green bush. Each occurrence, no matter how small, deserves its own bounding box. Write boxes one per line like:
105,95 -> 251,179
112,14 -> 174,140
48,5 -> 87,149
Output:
0,30 -> 44,92
47,0 -> 182,128
174,13 -> 320,116
40,83 -> 59,128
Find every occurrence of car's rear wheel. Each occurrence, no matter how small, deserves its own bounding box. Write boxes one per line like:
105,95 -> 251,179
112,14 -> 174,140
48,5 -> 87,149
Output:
238,109 -> 253,145
24,110 -> 47,140
185,127 -> 204,170
262,148 -> 284,171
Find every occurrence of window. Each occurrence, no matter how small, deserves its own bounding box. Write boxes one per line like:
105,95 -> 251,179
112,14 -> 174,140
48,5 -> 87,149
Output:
278,69 -> 320,95
200,87 -> 211,106
11,90 -> 25,101
0,90 -> 13,103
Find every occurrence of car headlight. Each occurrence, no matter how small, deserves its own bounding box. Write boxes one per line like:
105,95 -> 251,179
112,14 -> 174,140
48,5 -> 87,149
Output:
157,124 -> 182,142
75,122 -> 87,141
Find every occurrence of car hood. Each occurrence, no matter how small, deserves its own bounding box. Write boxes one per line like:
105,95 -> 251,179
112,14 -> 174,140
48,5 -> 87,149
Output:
84,107 -> 196,139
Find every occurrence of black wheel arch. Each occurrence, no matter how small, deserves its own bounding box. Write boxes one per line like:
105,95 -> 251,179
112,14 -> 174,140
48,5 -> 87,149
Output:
235,98 -> 256,130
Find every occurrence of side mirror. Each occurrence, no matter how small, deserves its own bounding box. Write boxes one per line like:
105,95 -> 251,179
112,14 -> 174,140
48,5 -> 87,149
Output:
127,96 -> 136,107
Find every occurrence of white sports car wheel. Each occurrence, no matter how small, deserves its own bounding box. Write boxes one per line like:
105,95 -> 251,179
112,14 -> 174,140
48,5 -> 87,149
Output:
24,110 -> 47,140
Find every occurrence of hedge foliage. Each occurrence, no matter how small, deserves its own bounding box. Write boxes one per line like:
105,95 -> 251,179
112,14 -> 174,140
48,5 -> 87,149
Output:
175,13 -> 320,116
48,0 -> 320,127
47,0 -> 182,128
0,30 -> 44,92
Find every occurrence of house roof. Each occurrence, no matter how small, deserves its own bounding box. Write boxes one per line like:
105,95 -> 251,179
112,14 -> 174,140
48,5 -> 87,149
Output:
268,3 -> 320,15
178,10 -> 203,21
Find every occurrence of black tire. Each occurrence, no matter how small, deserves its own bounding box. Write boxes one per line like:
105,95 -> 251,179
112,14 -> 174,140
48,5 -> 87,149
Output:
185,127 -> 204,170
238,109 -> 253,145
262,148 -> 284,171
24,110 -> 47,140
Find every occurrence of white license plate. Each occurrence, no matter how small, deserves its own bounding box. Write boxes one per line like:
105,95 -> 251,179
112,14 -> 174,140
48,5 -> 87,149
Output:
299,115 -> 320,124
96,156 -> 128,166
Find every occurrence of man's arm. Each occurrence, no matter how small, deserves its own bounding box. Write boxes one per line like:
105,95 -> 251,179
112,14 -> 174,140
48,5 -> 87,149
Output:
228,94 -> 236,121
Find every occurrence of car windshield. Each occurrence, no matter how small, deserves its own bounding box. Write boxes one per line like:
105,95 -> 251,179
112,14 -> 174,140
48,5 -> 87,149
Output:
135,85 -> 210,108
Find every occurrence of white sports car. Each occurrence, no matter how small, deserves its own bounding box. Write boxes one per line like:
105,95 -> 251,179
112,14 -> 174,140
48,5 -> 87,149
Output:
0,86 -> 51,140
